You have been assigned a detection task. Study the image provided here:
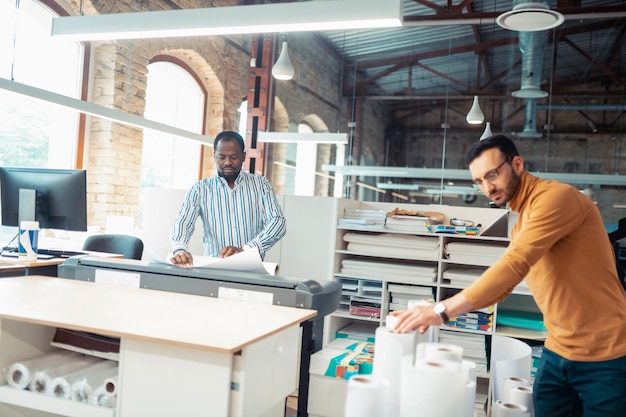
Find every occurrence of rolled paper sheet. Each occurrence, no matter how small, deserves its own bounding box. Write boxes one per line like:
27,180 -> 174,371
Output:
416,342 -> 464,364
374,325 -> 412,417
5,350 -> 76,390
104,375 -> 118,395
491,336 -> 531,403
465,380 -> 477,417
48,359 -> 116,400
400,358 -> 467,417
30,353 -> 100,394
493,401 -> 530,417
344,375 -> 389,417
501,377 -> 529,404
462,359 -> 477,384
71,365 -> 118,402
510,386 -> 534,417
91,384 -> 117,408
407,299 -> 435,344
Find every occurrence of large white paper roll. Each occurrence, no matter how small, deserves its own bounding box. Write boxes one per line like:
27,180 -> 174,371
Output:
416,342 -> 464,364
400,358 -> 467,417
493,400 -> 530,417
510,386 -> 534,417
344,375 -> 389,417
103,375 -> 118,395
491,336 -> 531,402
91,385 -> 117,408
5,350 -> 75,390
462,359 -> 477,384
374,325 -> 415,417
464,380 -> 477,417
406,299 -> 436,344
501,377 -> 529,404
48,359 -> 116,400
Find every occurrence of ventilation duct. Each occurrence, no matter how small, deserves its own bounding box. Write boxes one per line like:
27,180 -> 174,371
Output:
497,0 -> 564,32
518,99 -> 542,138
512,30 -> 549,99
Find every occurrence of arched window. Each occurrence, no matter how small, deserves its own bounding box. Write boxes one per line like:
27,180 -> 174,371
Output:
141,61 -> 204,190
0,0 -> 83,168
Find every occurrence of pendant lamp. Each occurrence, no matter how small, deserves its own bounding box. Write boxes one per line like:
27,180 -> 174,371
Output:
272,36 -> 295,81
480,122 -> 493,140
466,95 -> 484,124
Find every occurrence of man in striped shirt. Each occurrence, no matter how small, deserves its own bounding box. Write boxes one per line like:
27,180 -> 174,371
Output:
170,131 -> 286,266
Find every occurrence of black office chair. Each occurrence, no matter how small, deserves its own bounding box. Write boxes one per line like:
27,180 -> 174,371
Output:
82,234 -> 144,260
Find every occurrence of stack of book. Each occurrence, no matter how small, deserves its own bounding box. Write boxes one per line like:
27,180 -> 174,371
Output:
448,306 -> 494,332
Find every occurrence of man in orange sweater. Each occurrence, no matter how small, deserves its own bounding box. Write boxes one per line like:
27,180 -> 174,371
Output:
391,135 -> 626,417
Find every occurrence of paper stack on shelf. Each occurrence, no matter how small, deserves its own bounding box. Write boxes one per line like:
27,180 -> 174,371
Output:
444,241 -> 507,266
496,309 -> 546,332
335,322 -> 377,343
387,283 -> 434,311
338,209 -> 386,230
340,258 -> 437,284
385,215 -> 430,233
442,265 -> 485,286
349,296 -> 382,318
343,232 -> 440,261
438,330 -> 489,375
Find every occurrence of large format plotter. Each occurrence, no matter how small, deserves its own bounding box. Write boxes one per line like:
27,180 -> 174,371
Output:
58,256 -> 341,417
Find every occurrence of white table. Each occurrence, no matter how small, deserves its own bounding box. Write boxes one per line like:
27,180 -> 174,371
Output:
0,276 -> 316,417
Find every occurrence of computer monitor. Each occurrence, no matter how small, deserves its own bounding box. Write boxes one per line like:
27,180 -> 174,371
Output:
0,166 -> 87,231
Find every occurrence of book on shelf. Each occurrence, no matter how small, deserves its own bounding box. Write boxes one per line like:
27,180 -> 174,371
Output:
349,296 -> 381,318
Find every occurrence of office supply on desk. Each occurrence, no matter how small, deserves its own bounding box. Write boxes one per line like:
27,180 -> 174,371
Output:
58,255 -> 341,417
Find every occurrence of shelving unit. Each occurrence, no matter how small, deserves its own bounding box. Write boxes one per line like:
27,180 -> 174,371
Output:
321,200 -> 545,416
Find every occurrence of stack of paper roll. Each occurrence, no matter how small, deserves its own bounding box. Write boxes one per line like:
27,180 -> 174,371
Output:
5,350 -> 76,390
494,377 -> 533,417
30,352 -> 102,394
365,316 -> 477,417
47,359 -> 118,402
373,321 -> 418,417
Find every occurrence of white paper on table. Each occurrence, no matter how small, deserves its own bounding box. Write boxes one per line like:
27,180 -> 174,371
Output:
490,335 -> 532,403
163,248 -> 272,275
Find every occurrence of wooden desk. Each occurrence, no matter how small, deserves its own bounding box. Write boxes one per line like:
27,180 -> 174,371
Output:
0,276 -> 316,417
0,252 -> 123,278
0,257 -> 64,277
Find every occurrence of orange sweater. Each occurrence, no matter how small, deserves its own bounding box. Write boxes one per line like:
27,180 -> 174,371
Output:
463,172 -> 626,361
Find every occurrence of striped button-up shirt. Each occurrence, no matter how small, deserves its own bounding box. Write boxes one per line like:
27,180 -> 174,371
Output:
170,171 -> 286,257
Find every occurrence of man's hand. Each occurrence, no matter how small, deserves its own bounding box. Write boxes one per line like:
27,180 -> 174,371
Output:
170,249 -> 194,267
218,246 -> 244,258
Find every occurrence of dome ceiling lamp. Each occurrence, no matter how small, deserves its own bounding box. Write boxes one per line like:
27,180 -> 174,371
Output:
272,33 -> 295,81
496,0 -> 565,32
466,95 -> 485,125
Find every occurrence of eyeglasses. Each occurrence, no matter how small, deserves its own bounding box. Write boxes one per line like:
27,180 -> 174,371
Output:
472,157 -> 511,189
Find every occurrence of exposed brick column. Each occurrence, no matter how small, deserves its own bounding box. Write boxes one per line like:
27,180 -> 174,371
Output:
86,42 -> 148,230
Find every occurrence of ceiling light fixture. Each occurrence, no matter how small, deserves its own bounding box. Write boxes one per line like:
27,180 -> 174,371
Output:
50,0 -> 403,41
0,77 -> 213,146
466,95 -> 485,124
257,131 -> 348,144
480,122 -> 493,140
496,0 -> 565,32
272,34 -> 295,81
